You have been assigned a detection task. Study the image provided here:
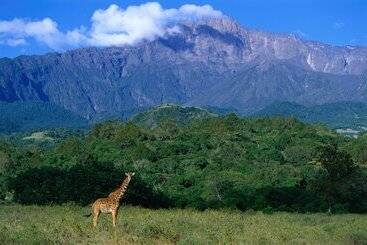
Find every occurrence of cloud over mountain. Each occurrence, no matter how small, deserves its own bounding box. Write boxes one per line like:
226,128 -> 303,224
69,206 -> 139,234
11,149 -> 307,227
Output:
0,2 -> 222,50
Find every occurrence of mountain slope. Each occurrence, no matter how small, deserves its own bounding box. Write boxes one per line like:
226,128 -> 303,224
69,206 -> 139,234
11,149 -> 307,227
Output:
255,101 -> 367,132
0,18 -> 367,120
0,101 -> 88,134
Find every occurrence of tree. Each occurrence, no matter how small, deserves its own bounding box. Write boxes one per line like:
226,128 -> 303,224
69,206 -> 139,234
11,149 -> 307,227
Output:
319,146 -> 355,181
313,145 -> 356,213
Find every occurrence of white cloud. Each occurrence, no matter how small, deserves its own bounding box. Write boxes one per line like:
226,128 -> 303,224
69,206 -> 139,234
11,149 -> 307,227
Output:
333,22 -> 345,29
5,38 -> 27,47
88,2 -> 222,46
177,4 -> 222,19
0,2 -> 222,50
89,3 -> 168,46
0,17 -> 78,49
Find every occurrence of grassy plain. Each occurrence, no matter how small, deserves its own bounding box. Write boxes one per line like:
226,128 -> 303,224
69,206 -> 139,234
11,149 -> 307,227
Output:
0,204 -> 366,244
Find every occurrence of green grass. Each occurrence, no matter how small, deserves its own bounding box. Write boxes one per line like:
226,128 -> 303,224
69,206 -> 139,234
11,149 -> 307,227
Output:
0,205 -> 366,244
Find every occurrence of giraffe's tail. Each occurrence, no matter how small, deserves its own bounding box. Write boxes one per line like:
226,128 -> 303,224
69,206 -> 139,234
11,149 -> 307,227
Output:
83,213 -> 92,217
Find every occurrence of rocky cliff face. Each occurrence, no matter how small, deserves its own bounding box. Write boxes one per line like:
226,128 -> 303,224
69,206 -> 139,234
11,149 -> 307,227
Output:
0,17 -> 366,120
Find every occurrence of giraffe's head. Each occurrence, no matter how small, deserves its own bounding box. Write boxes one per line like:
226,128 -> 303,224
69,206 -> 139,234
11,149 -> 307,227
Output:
125,172 -> 135,178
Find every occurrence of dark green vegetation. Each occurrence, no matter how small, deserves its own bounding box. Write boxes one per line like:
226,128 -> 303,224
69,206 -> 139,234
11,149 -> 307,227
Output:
256,101 -> 367,132
0,108 -> 366,213
0,101 -> 88,134
1,205 -> 366,244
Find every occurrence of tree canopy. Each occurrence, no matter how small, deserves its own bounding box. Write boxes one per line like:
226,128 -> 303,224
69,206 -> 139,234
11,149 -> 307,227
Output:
0,115 -> 366,213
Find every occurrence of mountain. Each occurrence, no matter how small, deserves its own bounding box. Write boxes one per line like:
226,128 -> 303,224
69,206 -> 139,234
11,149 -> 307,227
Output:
255,101 -> 367,133
130,104 -> 217,128
0,101 -> 88,134
1,17 -> 367,121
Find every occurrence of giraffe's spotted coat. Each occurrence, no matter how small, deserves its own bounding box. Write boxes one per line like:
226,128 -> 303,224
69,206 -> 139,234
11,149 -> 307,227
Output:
91,172 -> 135,227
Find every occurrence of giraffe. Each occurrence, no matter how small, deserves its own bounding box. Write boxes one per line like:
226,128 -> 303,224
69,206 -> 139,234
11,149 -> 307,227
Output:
90,172 -> 135,227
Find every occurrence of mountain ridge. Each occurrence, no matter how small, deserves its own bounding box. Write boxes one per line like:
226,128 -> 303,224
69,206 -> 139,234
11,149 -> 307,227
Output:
1,17 -> 367,120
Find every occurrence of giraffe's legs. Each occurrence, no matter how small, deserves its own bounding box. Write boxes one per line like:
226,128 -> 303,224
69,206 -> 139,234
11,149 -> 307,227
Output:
93,208 -> 100,227
112,209 -> 117,227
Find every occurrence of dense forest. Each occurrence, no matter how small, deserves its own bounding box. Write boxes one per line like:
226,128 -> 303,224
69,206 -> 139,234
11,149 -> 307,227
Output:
0,108 -> 366,213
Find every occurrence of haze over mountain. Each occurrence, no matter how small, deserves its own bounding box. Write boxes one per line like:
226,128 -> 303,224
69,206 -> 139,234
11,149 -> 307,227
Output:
1,16 -> 367,123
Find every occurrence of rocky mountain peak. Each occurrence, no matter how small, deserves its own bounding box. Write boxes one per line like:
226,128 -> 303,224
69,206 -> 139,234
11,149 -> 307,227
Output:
187,16 -> 246,34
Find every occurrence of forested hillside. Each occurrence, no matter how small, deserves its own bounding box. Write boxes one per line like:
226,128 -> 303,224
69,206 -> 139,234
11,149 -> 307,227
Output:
1,113 -> 366,213
130,104 -> 217,128
0,101 -> 88,134
256,101 -> 367,133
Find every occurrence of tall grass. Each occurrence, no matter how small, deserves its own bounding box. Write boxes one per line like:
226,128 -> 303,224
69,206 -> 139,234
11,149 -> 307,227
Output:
0,204 -> 366,244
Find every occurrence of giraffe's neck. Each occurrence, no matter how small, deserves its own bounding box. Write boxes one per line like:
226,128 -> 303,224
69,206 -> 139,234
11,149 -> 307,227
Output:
116,176 -> 131,200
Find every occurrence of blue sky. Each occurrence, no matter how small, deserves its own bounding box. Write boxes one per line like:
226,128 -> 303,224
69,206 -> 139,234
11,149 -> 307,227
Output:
0,0 -> 366,58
